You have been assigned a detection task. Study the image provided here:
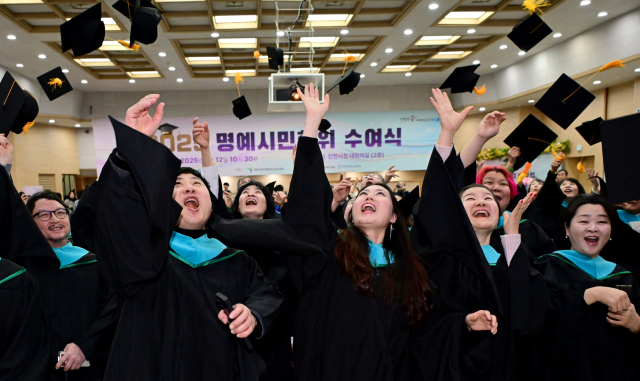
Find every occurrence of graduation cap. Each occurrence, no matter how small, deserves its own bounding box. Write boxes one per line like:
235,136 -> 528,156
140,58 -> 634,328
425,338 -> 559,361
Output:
575,117 -> 603,146
266,46 -> 284,71
159,123 -> 178,135
265,181 -> 276,194
0,71 -> 39,136
327,64 -> 361,95
60,3 -> 105,57
507,13 -> 552,52
439,64 -> 480,94
37,67 -> 73,102
503,114 -> 558,170
128,0 -> 163,46
535,73 -> 595,129
232,95 -> 251,120
319,118 -> 334,136
600,113 -> 640,204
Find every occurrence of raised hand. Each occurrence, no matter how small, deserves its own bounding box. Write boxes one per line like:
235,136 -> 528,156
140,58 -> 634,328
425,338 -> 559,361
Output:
430,88 -> 473,134
503,192 -> 536,235
0,134 -> 14,166
551,153 -> 564,172
297,83 -> 330,138
192,117 -> 210,148
125,94 -> 165,137
332,173 -> 353,212
476,159 -> 485,172
587,168 -> 600,189
384,165 -> 399,184
506,146 -> 521,170
466,310 -> 498,335
477,111 -> 506,141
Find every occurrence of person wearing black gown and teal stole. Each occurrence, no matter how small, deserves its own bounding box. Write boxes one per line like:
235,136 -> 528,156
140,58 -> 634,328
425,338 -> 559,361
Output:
0,136 -> 49,381
204,85 -> 498,381
532,194 -> 640,380
91,94 -> 283,381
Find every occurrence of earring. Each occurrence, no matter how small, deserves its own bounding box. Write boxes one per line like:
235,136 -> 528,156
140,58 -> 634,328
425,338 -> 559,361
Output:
389,224 -> 394,240
609,238 -> 612,241
566,235 -> 568,238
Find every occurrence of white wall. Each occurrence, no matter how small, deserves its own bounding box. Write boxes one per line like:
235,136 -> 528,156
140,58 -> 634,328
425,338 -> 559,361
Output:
76,128 -> 96,169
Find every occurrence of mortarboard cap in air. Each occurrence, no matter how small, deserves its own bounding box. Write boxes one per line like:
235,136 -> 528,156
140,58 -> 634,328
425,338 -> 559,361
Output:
129,0 -> 163,46
507,13 -> 552,52
265,181 -> 276,194
0,71 -> 39,136
319,118 -> 334,136
575,117 -> 603,146
535,73 -> 595,129
327,65 -> 361,95
159,123 -> 178,135
60,3 -> 105,57
600,113 -> 640,204
37,67 -> 73,101
266,46 -> 284,71
439,64 -> 480,94
232,95 -> 252,120
503,114 -> 558,170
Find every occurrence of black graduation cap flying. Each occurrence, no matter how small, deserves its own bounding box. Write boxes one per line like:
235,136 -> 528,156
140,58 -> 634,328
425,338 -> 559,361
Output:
503,114 -> 558,170
232,73 -> 251,120
112,0 -> 163,46
0,71 -> 39,136
439,64 -> 480,94
37,67 -> 73,102
60,3 -> 105,57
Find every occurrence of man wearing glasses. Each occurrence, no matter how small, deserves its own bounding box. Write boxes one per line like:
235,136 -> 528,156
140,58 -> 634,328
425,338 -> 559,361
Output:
22,190 -> 118,380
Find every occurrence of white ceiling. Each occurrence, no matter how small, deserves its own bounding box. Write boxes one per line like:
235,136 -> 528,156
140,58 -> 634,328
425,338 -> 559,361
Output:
0,0 -> 638,95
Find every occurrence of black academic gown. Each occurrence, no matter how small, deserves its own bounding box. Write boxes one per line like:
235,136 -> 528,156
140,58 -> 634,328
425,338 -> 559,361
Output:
0,165 -> 117,381
209,137 -> 432,381
0,258 -> 49,381
531,255 -> 640,381
601,215 -> 640,283
94,118 -> 283,381
523,171 -> 568,248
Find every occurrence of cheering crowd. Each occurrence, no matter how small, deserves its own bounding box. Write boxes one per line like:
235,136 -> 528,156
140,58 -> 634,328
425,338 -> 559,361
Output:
1,85 -> 639,381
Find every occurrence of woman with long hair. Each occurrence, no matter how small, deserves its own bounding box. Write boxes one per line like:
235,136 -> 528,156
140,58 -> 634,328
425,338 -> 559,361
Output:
209,84 -> 497,381
531,194 -> 640,380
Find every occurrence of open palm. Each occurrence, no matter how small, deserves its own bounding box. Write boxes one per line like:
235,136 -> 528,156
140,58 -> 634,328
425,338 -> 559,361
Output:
477,111 -> 506,140
125,94 -> 165,137
430,88 -> 473,133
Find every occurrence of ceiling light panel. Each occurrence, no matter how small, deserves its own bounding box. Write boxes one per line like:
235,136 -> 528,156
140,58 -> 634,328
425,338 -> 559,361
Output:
299,36 -> 339,48
431,51 -> 471,60
224,69 -> 256,76
74,58 -> 115,67
439,11 -> 494,25
328,53 -> 364,62
186,56 -> 221,65
416,35 -> 461,46
218,38 -> 257,49
213,15 -> 258,29
127,71 -> 161,78
305,14 -> 353,27
382,65 -> 416,73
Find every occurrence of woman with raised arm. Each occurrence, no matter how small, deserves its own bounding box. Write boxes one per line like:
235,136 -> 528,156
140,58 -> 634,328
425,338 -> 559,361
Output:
531,194 -> 640,380
92,94 -> 283,381
206,84 -> 497,381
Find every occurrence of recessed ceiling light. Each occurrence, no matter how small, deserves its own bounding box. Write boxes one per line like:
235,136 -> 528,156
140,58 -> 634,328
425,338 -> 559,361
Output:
499,45 -> 507,50
159,52 -> 166,57
473,60 -> 480,64
404,29 -> 413,35
518,51 -> 525,56
276,31 -> 284,37
7,35 -> 15,40
491,64 -> 498,68
467,29 -> 476,34
169,66 -> 175,71
598,11 -> 607,17
223,77 -> 230,82
635,68 -> 640,72
479,107 -> 486,111
593,80 -> 601,84
16,63 -> 23,67
81,80 -> 88,84
38,54 -> 46,59
553,33 -> 562,38
580,0 -> 590,5
340,29 -> 349,35
370,62 -> 378,67
211,32 -> 220,38
429,3 -> 438,10
360,74 -> 365,78
440,11 -> 494,25
405,72 -> 412,76
385,48 -> 393,53
213,15 -> 258,29
49,119 -> 55,123
177,78 -> 183,83
62,69 -> 69,73
129,79 -> 135,83
528,99 -> 535,103
75,124 -> 81,127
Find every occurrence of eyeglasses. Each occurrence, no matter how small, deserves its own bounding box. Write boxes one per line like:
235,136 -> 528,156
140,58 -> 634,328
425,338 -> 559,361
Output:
362,174 -> 382,181
32,208 -> 69,221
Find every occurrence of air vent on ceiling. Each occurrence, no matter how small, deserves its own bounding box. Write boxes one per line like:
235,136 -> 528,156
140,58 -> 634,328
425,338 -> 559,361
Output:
70,4 -> 94,9
225,2 -> 244,7
326,1 -> 345,7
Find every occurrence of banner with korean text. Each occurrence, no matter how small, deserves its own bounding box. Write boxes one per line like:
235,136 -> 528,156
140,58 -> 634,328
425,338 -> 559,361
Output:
92,110 -> 441,177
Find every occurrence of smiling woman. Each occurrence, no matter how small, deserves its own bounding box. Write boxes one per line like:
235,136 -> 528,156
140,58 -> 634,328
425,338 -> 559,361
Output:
173,167 -> 213,230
